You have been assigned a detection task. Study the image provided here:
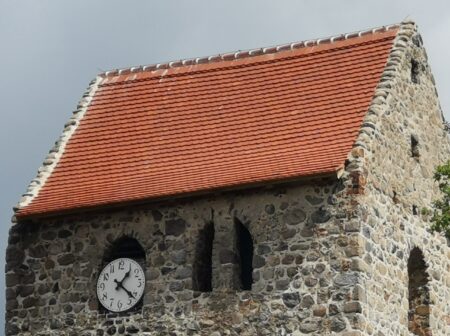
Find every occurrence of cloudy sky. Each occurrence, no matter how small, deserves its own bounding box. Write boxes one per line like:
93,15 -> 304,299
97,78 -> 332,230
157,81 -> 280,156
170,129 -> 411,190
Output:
1,0 -> 449,330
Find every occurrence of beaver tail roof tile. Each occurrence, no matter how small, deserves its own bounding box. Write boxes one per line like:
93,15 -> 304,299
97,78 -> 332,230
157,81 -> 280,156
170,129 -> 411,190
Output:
16,23 -> 401,218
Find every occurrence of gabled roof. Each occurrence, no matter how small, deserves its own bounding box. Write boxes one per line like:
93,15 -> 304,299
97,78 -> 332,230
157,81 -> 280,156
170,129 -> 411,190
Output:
16,25 -> 399,218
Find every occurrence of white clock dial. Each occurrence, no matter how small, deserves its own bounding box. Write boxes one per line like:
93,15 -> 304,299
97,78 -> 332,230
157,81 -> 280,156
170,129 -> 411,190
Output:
97,258 -> 145,312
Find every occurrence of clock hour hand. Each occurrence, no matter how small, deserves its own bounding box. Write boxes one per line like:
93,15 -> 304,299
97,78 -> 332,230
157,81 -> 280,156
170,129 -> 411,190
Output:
114,264 -> 132,289
116,264 -> 132,286
122,264 -> 132,281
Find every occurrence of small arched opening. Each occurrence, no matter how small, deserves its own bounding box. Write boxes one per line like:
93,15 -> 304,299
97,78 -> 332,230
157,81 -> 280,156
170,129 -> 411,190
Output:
193,221 -> 214,292
408,247 -> 431,336
99,236 -> 146,313
411,134 -> 420,159
104,236 -> 146,264
411,59 -> 420,84
235,218 -> 254,290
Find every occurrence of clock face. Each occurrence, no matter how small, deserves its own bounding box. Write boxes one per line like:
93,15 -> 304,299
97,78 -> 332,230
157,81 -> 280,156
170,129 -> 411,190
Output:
97,258 -> 145,312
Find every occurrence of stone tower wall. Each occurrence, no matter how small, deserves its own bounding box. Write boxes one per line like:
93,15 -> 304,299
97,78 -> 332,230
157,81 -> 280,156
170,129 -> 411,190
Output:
352,21 -> 450,335
6,179 -> 368,335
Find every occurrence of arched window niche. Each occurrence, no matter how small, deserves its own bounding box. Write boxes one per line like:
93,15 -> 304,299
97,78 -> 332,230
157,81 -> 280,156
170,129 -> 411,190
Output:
234,218 -> 254,291
99,236 -> 146,313
408,247 -> 431,336
193,221 -> 215,292
103,236 -> 146,264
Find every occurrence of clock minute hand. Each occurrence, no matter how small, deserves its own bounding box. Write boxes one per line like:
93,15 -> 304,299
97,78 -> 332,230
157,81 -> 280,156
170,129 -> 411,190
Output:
117,282 -> 136,299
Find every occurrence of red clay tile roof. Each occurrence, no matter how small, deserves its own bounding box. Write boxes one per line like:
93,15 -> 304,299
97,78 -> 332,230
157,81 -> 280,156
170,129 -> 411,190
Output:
17,28 -> 398,218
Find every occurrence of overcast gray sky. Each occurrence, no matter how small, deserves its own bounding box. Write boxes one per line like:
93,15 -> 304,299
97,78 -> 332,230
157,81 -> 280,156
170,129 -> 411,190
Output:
1,0 -> 449,332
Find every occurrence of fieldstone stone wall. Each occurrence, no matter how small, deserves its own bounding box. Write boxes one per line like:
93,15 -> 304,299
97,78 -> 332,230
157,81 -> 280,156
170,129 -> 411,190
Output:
6,179 -> 368,335
349,21 -> 450,335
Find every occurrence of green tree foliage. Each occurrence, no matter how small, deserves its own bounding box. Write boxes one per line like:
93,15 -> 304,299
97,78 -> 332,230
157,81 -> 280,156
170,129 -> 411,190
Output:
431,160 -> 450,238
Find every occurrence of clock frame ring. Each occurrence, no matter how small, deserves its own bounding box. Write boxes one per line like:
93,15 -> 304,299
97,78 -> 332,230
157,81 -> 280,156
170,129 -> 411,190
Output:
96,257 -> 145,313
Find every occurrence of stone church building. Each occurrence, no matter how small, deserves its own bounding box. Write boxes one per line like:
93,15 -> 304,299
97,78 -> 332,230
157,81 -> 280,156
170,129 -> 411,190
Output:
6,20 -> 450,335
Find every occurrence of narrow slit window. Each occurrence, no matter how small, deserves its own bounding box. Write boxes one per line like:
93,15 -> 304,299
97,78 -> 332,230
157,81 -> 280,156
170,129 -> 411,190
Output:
235,219 -> 254,290
408,247 -> 431,336
411,134 -> 420,158
411,59 -> 420,84
193,222 -> 214,292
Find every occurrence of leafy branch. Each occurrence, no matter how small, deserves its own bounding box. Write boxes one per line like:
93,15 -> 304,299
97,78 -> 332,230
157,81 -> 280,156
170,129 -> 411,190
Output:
430,160 -> 450,238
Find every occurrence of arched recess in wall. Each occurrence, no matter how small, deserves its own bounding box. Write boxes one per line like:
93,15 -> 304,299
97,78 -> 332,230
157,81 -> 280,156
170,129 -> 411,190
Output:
408,247 -> 431,336
100,236 -> 146,313
235,218 -> 254,290
192,221 -> 215,292
103,236 -> 146,263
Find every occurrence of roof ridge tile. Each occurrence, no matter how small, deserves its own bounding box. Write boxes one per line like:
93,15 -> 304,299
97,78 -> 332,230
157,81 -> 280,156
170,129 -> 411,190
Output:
102,23 -> 400,79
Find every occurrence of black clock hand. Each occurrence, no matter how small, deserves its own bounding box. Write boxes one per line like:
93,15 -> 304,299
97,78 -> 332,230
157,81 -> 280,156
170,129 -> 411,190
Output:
114,280 -> 135,299
122,284 -> 136,299
114,264 -> 132,289
113,278 -> 122,290
122,264 -> 132,282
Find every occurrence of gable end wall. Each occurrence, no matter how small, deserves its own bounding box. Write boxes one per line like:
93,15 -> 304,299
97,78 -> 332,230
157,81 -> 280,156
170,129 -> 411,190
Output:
353,21 -> 450,335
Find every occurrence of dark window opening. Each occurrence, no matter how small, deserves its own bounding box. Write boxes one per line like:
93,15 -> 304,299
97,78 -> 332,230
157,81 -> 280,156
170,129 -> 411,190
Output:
411,135 -> 420,158
393,190 -> 400,204
411,59 -> 420,84
193,222 -> 214,292
235,219 -> 254,290
104,236 -> 146,263
408,247 -> 431,336
412,34 -> 423,47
